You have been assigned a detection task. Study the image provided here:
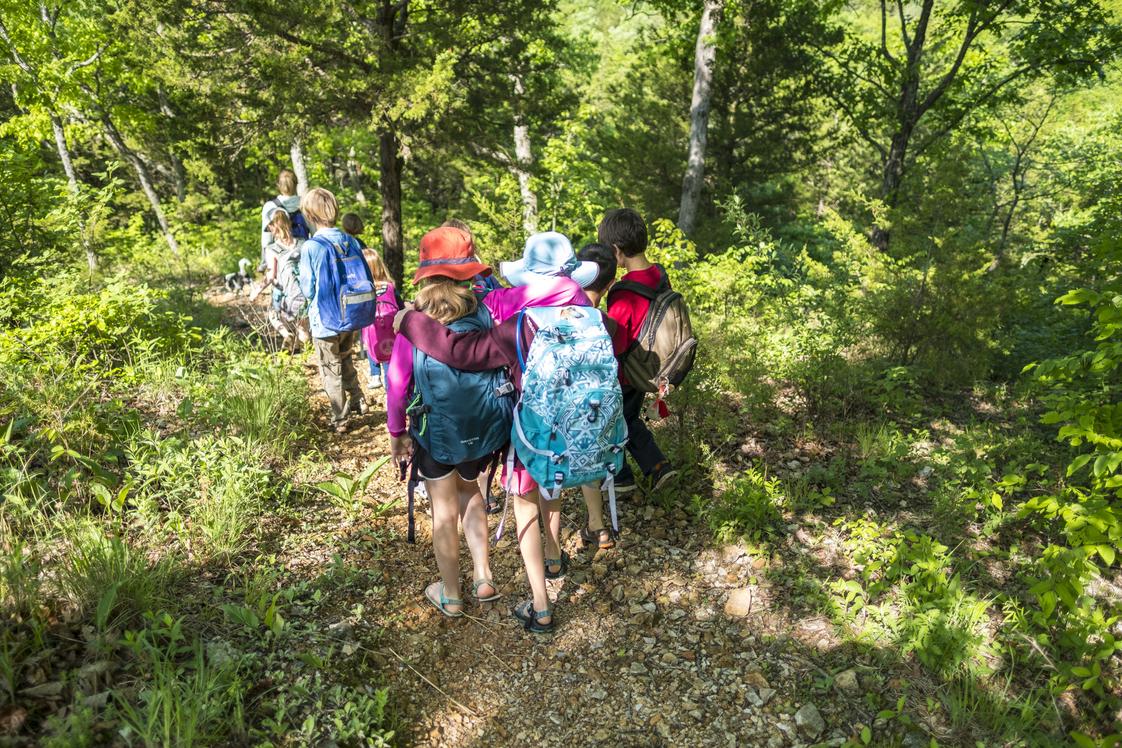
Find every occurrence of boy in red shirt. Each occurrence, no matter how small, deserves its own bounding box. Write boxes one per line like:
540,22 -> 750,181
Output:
598,208 -> 678,493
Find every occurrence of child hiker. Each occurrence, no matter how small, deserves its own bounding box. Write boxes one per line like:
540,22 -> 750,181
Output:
251,207 -> 310,347
360,248 -> 402,391
385,226 -> 508,616
298,188 -> 377,433
395,232 -> 629,631
599,208 -> 679,493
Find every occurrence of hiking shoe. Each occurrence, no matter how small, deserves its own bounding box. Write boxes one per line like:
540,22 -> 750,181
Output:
649,462 -> 679,492
614,476 -> 637,495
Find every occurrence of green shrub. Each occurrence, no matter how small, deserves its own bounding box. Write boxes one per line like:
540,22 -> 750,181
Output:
697,464 -> 784,542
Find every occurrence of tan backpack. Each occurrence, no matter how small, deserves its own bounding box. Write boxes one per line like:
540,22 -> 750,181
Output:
608,265 -> 697,394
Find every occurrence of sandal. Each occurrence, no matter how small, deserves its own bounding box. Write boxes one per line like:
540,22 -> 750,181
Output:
544,550 -> 569,580
424,582 -> 464,618
512,599 -> 554,633
580,525 -> 616,550
472,578 -> 502,603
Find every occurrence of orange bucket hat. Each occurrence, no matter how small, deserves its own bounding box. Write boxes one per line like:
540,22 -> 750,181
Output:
413,226 -> 490,284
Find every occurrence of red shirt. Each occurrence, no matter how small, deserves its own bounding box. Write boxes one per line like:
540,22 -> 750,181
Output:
606,265 -> 663,345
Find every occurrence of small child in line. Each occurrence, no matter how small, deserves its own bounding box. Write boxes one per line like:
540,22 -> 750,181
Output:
360,248 -> 402,390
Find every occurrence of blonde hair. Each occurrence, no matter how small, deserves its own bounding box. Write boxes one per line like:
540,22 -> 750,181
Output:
300,187 -> 338,228
269,210 -> 293,244
415,277 -> 476,325
277,169 -> 297,196
363,248 -> 392,284
342,213 -> 365,236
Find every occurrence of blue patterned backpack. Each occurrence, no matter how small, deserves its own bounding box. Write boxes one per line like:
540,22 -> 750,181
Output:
513,305 -> 627,531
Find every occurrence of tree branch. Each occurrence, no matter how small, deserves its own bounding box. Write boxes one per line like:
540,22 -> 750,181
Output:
895,0 -> 911,52
879,0 -> 898,65
912,64 -> 1034,158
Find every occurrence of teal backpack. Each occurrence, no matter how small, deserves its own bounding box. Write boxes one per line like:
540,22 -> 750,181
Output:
407,304 -> 514,465
513,305 -> 627,531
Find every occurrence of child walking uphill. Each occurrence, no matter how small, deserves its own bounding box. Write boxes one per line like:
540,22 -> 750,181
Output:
395,232 -> 630,632
598,209 -> 679,493
385,226 -> 508,617
260,169 -> 308,269
298,188 -> 378,433
252,207 -> 309,347
360,249 -> 401,391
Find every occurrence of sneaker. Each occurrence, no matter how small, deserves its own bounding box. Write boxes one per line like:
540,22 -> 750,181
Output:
614,475 -> 637,495
649,462 -> 679,492
369,374 -> 384,390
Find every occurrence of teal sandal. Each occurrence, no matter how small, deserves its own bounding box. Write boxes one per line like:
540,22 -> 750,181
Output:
472,578 -> 502,603
512,599 -> 554,633
424,582 -> 464,618
544,550 -> 569,580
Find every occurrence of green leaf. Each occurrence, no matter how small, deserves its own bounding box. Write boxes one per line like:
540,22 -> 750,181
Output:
1098,545 -> 1116,566
861,725 -> 872,744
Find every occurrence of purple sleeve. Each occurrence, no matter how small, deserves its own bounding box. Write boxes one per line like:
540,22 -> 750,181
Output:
385,334 -> 415,437
398,311 -> 517,372
483,279 -> 592,323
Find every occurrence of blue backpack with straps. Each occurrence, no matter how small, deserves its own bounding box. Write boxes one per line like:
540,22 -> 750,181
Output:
271,199 -> 311,240
407,304 -> 515,465
307,234 -> 377,332
513,305 -> 627,530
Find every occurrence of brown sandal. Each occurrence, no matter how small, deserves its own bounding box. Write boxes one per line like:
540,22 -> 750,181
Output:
580,525 -> 616,550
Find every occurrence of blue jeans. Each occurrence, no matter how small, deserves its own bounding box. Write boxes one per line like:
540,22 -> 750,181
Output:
618,385 -> 667,481
368,358 -> 385,378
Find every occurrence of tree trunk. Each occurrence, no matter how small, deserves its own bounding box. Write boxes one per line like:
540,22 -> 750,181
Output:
677,0 -> 722,237
347,146 -> 368,205
379,128 -> 404,286
290,138 -> 309,196
101,116 -> 180,257
157,86 -> 187,202
511,73 -> 538,235
50,114 -> 97,271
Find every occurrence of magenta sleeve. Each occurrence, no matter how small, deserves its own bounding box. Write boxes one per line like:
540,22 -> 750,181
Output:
384,334 -> 414,437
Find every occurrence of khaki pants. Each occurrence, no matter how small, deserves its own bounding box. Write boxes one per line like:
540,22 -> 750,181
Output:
313,331 -> 364,424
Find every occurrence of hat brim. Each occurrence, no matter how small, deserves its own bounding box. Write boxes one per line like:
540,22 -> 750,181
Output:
500,258 -> 600,289
413,260 -> 490,284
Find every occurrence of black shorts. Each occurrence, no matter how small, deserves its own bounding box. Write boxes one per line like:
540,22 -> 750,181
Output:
414,443 -> 491,483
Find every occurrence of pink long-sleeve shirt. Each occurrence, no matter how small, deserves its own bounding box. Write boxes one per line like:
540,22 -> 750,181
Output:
385,278 -> 592,437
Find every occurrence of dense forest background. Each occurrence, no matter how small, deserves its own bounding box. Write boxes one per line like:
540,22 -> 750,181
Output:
2,0 -> 1122,745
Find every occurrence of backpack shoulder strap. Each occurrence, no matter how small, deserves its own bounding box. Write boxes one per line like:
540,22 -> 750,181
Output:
515,309 -> 528,371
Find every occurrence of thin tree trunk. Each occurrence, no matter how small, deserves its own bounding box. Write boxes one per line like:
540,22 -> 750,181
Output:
379,128 -> 404,286
290,139 -> 309,196
347,146 -> 367,205
157,86 -> 187,202
51,114 -> 97,272
677,0 -> 722,236
101,116 -> 180,257
511,73 -> 538,235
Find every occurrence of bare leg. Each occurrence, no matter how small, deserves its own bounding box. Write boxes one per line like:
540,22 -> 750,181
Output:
581,483 -> 611,546
511,493 -> 551,621
457,475 -> 494,597
540,492 -> 563,564
427,475 -> 463,613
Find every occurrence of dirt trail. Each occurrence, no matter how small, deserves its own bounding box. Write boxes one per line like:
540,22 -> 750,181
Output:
220,291 -> 855,748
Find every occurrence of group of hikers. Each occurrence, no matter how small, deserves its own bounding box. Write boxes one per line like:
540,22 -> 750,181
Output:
250,168 -> 696,633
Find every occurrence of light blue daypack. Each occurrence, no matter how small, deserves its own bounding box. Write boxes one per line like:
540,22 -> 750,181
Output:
512,305 -> 627,531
